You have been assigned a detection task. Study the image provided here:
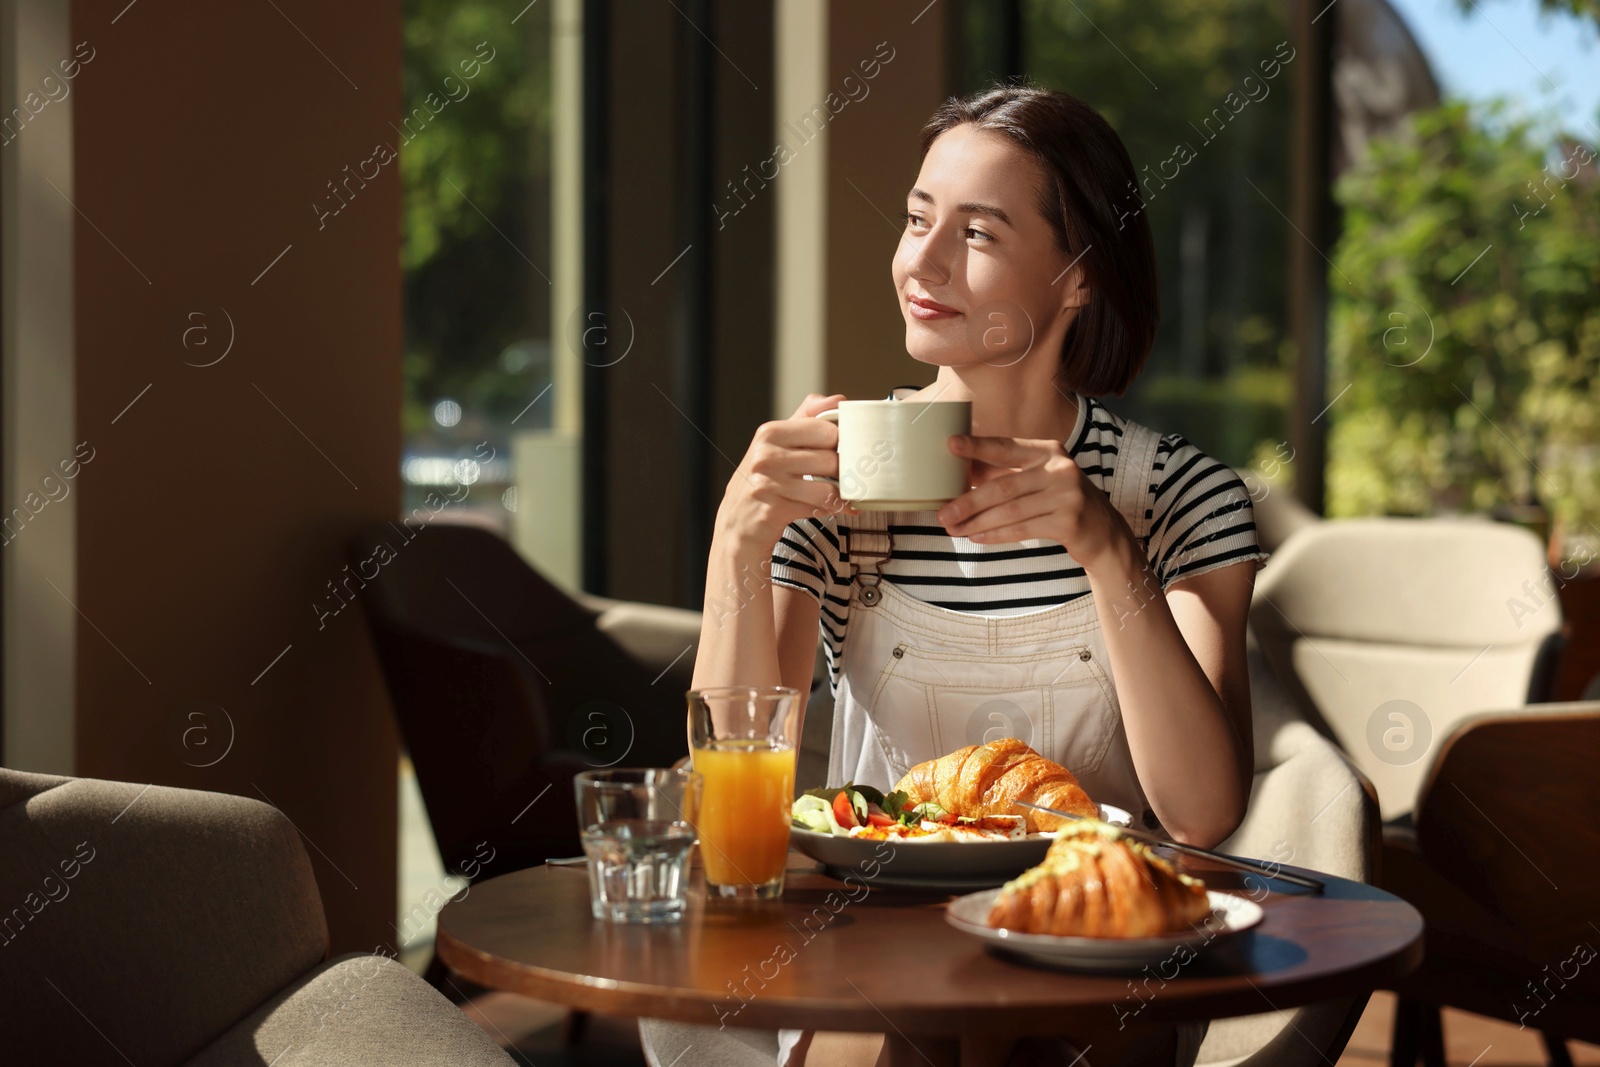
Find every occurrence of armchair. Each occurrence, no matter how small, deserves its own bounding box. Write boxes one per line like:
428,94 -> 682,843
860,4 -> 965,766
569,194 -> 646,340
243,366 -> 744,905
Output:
0,768 -> 512,1066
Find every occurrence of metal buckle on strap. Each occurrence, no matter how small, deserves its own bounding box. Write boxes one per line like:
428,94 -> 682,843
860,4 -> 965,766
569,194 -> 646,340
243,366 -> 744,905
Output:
850,525 -> 894,607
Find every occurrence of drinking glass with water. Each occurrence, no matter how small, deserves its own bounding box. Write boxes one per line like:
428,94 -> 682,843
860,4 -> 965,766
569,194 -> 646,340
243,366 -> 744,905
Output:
574,767 -> 703,923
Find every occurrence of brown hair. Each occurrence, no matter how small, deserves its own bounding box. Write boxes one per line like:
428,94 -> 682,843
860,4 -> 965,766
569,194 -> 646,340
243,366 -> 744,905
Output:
920,84 -> 1158,397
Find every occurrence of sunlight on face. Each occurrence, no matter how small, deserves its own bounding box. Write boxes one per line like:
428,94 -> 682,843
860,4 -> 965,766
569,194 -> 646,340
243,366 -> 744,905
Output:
891,124 -> 1087,373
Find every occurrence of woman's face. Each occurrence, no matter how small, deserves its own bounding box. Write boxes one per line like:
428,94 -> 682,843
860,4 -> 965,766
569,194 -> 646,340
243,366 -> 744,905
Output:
892,123 -> 1087,372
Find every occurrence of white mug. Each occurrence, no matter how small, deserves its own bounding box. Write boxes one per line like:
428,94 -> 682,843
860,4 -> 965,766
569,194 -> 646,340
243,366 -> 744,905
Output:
814,399 -> 971,510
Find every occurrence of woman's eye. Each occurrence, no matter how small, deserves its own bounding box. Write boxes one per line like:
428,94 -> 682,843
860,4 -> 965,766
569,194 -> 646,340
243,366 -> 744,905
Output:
901,210 -> 925,228
964,227 -> 992,242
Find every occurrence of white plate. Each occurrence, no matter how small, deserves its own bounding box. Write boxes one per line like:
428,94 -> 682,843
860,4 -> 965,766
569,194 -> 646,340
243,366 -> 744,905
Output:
945,888 -> 1263,971
791,804 -> 1132,891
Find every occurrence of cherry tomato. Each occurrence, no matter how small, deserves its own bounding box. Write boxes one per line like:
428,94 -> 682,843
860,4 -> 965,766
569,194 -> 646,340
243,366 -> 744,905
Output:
865,803 -> 895,828
832,790 -> 859,828
935,812 -> 960,826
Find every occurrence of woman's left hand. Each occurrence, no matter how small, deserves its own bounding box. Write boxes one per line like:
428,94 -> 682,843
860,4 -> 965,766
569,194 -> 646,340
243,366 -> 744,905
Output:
935,435 -> 1128,569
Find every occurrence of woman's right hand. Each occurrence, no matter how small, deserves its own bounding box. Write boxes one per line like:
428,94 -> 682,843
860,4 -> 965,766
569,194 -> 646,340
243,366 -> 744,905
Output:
716,392 -> 855,552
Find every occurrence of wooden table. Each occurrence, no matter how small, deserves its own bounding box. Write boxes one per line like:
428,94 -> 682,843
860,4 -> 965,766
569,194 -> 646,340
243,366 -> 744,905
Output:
437,852 -> 1422,1065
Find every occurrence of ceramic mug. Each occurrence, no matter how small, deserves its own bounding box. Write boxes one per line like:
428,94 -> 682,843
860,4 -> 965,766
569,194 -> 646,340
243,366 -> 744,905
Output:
813,399 -> 972,510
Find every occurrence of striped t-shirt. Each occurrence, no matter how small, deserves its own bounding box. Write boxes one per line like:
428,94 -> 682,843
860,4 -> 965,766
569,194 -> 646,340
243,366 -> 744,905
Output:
768,391 -> 1271,692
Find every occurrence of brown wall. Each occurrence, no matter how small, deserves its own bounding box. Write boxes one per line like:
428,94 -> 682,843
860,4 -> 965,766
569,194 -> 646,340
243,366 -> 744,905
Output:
604,0 -> 774,608
826,1 -> 955,403
71,0 -> 401,953
709,0 -> 778,594
605,0 -> 685,607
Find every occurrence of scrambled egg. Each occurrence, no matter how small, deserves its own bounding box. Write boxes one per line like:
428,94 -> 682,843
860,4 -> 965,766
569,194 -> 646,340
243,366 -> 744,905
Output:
846,816 -> 1027,842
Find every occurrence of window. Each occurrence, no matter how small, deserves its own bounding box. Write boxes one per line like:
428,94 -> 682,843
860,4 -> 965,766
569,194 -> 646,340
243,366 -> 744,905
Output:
400,0 -> 581,584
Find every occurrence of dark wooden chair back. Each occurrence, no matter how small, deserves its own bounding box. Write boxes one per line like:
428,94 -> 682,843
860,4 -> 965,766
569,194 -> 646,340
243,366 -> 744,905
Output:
1415,703 -> 1600,958
1405,702 -> 1600,1043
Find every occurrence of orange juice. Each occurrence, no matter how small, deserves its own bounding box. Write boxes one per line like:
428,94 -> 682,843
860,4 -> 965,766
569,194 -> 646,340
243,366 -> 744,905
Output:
690,740 -> 796,890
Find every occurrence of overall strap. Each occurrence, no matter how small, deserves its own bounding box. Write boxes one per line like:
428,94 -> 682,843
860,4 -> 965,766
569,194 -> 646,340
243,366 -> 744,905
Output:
1109,421 -> 1164,541
842,508 -> 893,607
840,384 -> 910,607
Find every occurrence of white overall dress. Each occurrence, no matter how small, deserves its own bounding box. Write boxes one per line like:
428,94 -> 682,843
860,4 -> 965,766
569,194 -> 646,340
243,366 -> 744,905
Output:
825,417 -> 1163,824
771,416 -> 1207,1067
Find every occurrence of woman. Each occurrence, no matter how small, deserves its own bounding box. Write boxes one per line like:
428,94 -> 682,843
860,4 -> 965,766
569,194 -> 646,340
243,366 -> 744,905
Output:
673,83 -> 1268,1067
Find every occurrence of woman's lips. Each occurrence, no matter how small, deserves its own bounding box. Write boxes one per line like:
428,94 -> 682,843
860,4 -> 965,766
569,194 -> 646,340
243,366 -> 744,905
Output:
908,294 -> 961,320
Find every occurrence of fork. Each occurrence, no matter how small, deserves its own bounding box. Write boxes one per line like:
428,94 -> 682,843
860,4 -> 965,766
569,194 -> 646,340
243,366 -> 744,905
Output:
1012,800 -> 1325,894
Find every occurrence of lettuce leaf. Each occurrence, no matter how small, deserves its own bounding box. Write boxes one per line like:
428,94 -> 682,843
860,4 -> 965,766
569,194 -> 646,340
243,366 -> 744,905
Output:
799,781 -> 885,807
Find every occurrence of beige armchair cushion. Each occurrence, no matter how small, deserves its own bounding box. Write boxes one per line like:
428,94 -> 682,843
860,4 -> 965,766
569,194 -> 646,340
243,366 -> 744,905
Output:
1195,630 -> 1380,1067
593,601 -> 828,690
590,599 -> 706,696
186,954 -> 512,1067
1250,517 -> 1559,820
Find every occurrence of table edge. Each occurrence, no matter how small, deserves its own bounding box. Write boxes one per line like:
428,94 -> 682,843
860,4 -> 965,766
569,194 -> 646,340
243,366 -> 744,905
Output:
435,915 -> 1425,1036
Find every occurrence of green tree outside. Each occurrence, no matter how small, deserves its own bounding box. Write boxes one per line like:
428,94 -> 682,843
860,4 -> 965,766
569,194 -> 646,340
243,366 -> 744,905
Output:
1323,98 -> 1599,536
401,0 -> 552,445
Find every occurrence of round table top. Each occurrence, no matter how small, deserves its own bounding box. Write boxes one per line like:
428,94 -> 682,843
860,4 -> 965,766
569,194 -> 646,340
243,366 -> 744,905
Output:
436,851 -> 1422,1037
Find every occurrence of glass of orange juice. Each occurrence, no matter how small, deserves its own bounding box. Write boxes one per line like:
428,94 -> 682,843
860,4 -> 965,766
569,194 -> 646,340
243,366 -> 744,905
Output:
687,685 -> 803,900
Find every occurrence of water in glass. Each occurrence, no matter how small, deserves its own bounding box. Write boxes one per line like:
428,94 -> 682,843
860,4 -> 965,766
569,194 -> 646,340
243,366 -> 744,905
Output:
581,817 -> 697,923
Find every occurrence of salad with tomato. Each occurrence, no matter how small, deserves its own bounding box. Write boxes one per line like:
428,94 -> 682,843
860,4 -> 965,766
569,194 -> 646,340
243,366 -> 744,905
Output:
790,784 -> 1025,841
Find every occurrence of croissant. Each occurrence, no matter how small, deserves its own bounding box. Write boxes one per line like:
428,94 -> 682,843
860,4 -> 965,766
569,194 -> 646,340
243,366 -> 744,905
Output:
893,739 -> 1097,833
986,822 -> 1212,938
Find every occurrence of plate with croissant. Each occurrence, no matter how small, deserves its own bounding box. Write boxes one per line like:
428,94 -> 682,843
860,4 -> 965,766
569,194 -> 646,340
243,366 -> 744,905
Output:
945,821 -> 1264,971
790,740 -> 1132,890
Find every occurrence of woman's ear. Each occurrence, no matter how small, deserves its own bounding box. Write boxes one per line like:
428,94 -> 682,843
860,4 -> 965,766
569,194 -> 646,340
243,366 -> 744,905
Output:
1059,266 -> 1091,312
1053,250 -> 1091,312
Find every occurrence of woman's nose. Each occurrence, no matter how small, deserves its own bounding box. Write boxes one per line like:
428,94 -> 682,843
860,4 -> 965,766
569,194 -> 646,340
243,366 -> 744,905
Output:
903,225 -> 953,286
